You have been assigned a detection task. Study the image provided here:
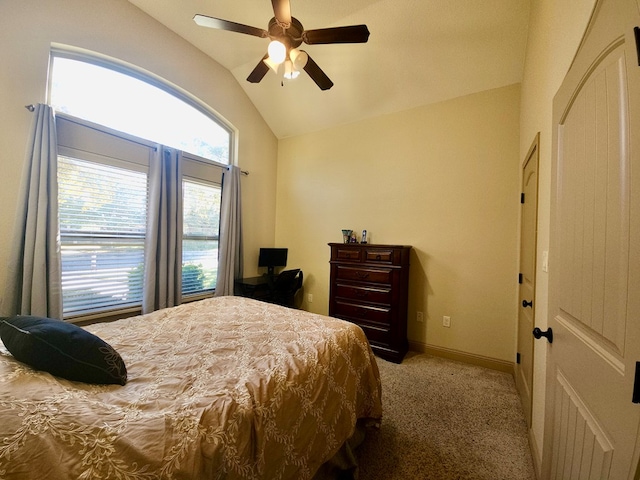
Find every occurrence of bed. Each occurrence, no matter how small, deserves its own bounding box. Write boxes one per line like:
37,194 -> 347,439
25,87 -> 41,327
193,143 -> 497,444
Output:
0,296 -> 382,479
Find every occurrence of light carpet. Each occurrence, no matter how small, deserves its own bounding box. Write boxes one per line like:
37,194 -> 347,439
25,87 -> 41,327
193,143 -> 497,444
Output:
355,352 -> 536,480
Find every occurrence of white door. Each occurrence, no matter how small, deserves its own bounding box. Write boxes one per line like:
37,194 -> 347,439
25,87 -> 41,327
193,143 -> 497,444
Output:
543,0 -> 640,477
516,134 -> 540,428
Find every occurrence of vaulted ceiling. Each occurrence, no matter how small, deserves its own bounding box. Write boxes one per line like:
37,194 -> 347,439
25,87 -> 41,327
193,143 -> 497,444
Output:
128,0 -> 530,139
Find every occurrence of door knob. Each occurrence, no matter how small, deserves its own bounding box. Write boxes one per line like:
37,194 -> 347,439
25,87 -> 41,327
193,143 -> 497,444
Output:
533,327 -> 553,344
522,299 -> 533,308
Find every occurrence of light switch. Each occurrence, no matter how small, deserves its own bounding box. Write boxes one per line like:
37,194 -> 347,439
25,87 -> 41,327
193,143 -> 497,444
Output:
542,250 -> 549,273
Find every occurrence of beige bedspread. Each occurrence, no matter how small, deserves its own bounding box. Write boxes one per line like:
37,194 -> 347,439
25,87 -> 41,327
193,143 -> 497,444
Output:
0,296 -> 382,480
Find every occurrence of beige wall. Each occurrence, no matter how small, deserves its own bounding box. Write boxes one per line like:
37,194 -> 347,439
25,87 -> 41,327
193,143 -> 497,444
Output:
519,0 -> 597,469
0,0 -> 603,470
0,0 -> 278,313
276,84 -> 521,363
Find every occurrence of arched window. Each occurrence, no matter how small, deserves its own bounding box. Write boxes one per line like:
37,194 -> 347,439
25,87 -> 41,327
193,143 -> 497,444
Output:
50,49 -> 232,319
50,52 -> 231,164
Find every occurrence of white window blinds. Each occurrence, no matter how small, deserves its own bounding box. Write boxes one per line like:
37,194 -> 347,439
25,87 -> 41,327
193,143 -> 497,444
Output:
56,115 -> 226,318
58,156 -> 148,316
182,180 -> 221,295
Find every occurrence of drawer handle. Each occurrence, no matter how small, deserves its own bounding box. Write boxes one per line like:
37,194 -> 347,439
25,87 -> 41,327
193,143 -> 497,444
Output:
376,254 -> 381,260
355,271 -> 370,279
355,291 -> 369,298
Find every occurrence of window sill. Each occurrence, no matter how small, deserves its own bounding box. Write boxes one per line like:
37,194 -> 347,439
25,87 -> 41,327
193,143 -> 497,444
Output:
68,306 -> 143,326
66,291 -> 215,326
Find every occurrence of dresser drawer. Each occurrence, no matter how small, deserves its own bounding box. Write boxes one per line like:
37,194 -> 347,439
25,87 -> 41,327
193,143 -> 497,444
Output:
332,247 -> 362,262
333,300 -> 392,326
333,302 -> 392,347
335,265 -> 393,284
333,283 -> 392,305
364,248 -> 395,263
357,323 -> 391,347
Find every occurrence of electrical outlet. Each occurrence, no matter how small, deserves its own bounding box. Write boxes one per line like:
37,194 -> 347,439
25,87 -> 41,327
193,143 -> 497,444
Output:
416,311 -> 424,323
307,293 -> 313,303
443,315 -> 451,328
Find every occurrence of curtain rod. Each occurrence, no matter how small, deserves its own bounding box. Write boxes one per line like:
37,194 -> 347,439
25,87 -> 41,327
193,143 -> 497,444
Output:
25,104 -> 249,176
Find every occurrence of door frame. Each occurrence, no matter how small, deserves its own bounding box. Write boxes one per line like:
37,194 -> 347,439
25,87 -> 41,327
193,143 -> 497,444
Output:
515,132 -> 540,429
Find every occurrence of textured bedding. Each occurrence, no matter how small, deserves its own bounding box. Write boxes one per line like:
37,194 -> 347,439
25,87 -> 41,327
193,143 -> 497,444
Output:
0,296 -> 382,479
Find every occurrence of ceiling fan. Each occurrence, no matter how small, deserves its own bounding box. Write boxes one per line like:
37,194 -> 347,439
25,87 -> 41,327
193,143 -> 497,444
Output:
193,0 -> 370,90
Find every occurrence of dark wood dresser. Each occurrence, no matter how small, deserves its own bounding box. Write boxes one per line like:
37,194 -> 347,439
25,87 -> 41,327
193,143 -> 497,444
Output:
328,243 -> 411,363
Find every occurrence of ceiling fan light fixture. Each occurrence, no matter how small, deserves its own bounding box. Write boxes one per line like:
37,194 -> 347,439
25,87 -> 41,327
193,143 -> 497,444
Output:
283,60 -> 300,80
267,40 -> 287,64
289,48 -> 308,70
263,56 -> 281,74
194,1 -> 370,90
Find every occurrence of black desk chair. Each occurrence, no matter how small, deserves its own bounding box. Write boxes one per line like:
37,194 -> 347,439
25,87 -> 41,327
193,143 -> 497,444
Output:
267,269 -> 303,307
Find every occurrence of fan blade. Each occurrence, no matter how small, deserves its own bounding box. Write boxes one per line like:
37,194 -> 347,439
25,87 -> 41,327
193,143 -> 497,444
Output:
303,25 -> 370,44
303,54 -> 333,90
194,14 -> 268,38
247,55 -> 270,83
271,0 -> 292,26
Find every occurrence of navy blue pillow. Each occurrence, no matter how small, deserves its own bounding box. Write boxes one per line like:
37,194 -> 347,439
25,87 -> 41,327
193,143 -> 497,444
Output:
0,316 -> 127,385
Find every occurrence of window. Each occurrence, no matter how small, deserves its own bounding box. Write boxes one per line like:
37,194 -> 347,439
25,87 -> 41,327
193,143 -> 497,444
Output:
50,54 -> 231,164
182,180 -> 221,295
58,156 -> 147,316
51,50 -> 232,318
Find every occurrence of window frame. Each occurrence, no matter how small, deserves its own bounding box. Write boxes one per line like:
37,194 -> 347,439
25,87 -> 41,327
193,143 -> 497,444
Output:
57,114 -> 228,321
49,45 -> 236,167
180,156 -> 224,302
181,176 -> 222,300
56,115 -> 155,321
49,47 -> 236,321
57,155 -> 149,318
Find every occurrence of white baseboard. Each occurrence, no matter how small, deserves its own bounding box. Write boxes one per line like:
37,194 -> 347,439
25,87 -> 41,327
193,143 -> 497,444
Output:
528,428 -> 542,479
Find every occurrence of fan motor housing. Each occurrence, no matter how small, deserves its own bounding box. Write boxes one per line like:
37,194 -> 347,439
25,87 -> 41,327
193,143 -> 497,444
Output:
268,16 -> 304,49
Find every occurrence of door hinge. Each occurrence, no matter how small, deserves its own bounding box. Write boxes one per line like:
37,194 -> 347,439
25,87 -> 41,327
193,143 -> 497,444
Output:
633,362 -> 640,404
518,273 -> 523,284
520,193 -> 525,204
634,27 -> 640,67
516,352 -> 521,364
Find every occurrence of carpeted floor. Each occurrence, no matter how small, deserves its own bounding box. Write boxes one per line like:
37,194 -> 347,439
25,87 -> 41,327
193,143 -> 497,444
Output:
355,352 -> 536,480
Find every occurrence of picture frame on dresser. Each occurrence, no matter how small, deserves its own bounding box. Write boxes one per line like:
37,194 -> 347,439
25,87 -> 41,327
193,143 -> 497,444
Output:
328,243 -> 411,363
